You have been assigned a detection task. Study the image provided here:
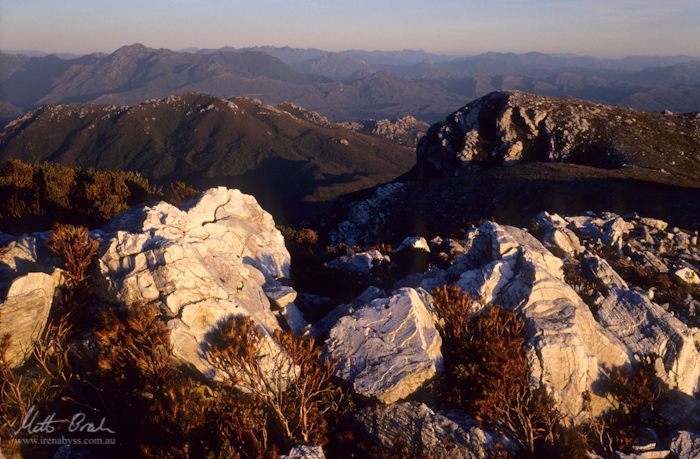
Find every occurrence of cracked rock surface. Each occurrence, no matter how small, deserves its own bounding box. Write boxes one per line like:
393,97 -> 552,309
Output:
597,289 -> 700,398
0,269 -> 63,366
96,187 -> 291,376
416,90 -> 700,183
325,287 -> 442,403
352,401 -> 492,458
453,221 -> 630,418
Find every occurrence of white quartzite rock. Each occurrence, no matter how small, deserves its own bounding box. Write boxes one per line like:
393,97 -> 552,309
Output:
310,287 -> 386,340
454,222 -> 629,418
396,236 -> 431,253
583,254 -> 629,292
282,446 -> 325,459
97,187 -> 290,377
534,212 -> 584,257
353,402 -> 491,458
325,288 -> 442,403
670,431 -> 700,459
264,285 -> 297,309
280,303 -> 307,335
0,236 -> 39,279
602,217 -> 634,251
640,218 -> 669,232
673,267 -> 700,286
596,289 -> 700,397
325,250 -> 388,276
0,269 -> 63,366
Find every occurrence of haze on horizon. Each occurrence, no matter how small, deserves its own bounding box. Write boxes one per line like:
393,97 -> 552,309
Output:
1,0 -> 699,58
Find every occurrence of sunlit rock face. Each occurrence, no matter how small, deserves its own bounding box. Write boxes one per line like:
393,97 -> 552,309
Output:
96,187 -> 291,376
325,287 -> 442,403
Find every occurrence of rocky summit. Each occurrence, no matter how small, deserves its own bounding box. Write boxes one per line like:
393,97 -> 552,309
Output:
416,90 -> 700,184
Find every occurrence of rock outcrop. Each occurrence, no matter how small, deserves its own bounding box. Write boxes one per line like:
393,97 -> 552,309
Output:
353,402 -> 492,458
323,210 -> 699,426
453,221 -> 630,417
416,91 -> 700,182
597,289 -> 700,397
325,250 -> 389,276
538,211 -> 700,403
329,183 -> 404,246
0,187 -> 295,375
340,115 -> 429,147
96,187 -> 291,377
670,431 -> 700,458
325,288 -> 442,403
282,445 -> 326,459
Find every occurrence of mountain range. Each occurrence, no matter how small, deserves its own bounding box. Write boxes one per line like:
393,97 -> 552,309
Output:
2,44 -> 700,127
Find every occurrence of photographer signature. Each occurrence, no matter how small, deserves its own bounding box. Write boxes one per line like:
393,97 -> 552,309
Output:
14,406 -> 116,435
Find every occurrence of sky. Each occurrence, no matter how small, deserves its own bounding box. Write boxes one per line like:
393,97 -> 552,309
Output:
1,0 -> 699,57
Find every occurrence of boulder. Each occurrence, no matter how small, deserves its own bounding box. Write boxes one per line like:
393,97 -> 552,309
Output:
325,288 -> 442,403
534,211 -> 584,257
0,236 -> 39,280
280,303 -> 307,335
444,238 -> 468,257
640,218 -> 668,232
564,215 -> 606,241
282,446 -> 325,459
96,187 -> 290,377
596,288 -> 700,397
631,250 -> 669,274
582,254 -> 628,292
454,222 -> 629,417
264,284 -> 297,309
352,402 -> 491,458
104,187 -> 289,281
325,250 -> 388,276
673,267 -> 700,286
543,227 -> 584,258
396,236 -> 430,253
602,217 -> 634,251
310,287 -> 386,340
670,431 -> 700,459
0,269 -> 63,366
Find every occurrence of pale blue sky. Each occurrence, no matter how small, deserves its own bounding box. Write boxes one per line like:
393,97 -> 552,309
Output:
1,0 -> 699,56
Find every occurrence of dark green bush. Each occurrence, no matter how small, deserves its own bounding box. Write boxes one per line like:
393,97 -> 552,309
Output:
0,160 -> 199,234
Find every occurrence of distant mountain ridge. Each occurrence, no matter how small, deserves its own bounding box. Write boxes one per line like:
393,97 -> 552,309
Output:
2,44 -> 700,125
0,44 -> 462,122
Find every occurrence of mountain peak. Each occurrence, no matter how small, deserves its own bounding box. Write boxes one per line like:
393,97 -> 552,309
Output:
416,90 -> 700,184
112,43 -> 151,57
